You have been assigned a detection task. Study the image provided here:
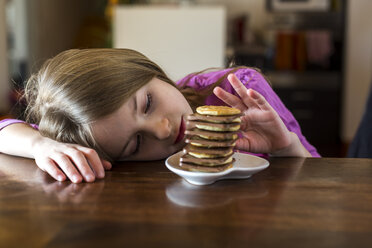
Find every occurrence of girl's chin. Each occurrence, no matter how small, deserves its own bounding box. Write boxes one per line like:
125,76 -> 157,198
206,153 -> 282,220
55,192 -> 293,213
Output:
168,144 -> 184,156
175,141 -> 186,151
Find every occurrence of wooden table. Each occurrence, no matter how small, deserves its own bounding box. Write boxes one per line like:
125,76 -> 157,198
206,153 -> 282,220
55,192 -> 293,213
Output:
1,154 -> 372,248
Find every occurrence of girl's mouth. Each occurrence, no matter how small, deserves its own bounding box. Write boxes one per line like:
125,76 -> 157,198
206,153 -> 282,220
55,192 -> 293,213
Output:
174,117 -> 185,144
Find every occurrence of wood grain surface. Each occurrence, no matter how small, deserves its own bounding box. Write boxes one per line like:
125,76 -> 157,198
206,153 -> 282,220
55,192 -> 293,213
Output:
1,154 -> 372,248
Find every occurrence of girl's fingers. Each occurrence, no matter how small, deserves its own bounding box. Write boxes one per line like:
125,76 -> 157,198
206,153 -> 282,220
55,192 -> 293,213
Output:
235,138 -> 252,152
247,88 -> 273,111
101,159 -> 112,170
75,146 -> 106,178
213,86 -> 246,110
64,148 -> 97,182
39,158 -> 66,182
34,138 -> 107,183
51,154 -> 83,183
227,74 -> 255,108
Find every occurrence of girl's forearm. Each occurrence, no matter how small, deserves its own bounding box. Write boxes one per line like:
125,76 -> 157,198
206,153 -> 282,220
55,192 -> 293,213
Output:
0,123 -> 42,158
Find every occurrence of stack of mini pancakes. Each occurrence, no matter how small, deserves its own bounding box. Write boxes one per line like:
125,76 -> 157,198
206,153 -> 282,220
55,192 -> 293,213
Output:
180,105 -> 241,172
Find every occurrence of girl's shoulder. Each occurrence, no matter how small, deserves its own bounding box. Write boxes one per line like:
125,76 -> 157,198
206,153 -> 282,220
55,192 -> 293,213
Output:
176,68 -> 231,89
0,119 -> 38,131
177,67 -> 266,90
222,67 -> 269,90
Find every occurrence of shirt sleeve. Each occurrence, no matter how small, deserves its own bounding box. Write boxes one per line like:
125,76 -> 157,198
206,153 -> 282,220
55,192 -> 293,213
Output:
0,119 -> 38,131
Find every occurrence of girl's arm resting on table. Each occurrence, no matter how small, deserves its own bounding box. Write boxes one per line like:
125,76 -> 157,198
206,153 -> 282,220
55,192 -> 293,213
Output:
0,122 -> 42,158
0,123 -> 111,183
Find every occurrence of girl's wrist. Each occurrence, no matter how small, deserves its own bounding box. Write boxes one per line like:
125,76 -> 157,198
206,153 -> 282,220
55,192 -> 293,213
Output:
271,132 -> 312,157
30,133 -> 50,159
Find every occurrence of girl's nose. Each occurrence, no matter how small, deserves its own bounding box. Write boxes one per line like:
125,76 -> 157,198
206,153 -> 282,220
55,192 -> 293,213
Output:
152,117 -> 171,140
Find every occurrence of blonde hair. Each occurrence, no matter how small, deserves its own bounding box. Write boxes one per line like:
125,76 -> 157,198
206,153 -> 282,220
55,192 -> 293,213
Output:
25,48 -> 174,161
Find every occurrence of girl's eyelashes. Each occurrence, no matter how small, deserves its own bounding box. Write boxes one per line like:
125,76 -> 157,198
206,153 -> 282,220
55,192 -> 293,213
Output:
133,134 -> 141,155
132,93 -> 151,156
144,93 -> 152,114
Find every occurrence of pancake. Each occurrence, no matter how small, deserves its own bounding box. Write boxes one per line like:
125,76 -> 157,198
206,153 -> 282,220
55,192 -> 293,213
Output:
186,136 -> 237,148
180,105 -> 241,173
180,154 -> 234,166
196,105 -> 241,116
183,144 -> 234,158
187,120 -> 241,132
180,162 -> 233,172
185,128 -> 238,140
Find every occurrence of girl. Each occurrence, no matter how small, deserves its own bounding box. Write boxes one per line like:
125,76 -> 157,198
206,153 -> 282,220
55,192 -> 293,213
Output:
0,48 -> 319,183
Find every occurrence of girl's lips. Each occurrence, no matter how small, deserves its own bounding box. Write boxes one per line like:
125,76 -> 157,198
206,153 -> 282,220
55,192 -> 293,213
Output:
174,117 -> 185,144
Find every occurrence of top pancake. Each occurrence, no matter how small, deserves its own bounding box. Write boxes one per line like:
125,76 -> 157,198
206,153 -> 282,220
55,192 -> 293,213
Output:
196,105 -> 241,116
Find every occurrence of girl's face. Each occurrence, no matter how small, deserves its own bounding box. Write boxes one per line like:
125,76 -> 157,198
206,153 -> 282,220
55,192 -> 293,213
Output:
92,77 -> 193,161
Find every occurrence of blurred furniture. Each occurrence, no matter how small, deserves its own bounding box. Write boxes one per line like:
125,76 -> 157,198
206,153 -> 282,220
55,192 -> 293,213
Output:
342,0 -> 372,147
233,0 -> 346,157
0,0 -> 9,113
267,0 -> 330,12
348,84 -> 372,158
2,154 -> 372,247
113,5 -> 226,81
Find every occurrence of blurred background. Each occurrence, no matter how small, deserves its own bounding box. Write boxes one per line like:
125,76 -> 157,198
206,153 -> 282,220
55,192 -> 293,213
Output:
0,0 -> 371,157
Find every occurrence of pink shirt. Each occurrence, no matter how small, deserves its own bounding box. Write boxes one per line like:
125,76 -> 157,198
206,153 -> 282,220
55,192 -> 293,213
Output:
0,119 -> 38,130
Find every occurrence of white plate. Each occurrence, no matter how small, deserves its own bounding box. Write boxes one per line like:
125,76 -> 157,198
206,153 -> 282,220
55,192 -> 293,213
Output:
165,151 -> 270,185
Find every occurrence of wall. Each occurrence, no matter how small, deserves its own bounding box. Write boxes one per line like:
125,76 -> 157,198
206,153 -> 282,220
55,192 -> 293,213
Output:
114,6 -> 226,80
26,0 -> 96,71
197,0 -> 268,31
151,0 -> 269,33
7,0 -> 28,77
0,0 -> 9,112
342,0 -> 372,141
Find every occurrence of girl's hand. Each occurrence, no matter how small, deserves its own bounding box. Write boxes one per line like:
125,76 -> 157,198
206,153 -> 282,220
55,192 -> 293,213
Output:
31,136 -> 112,183
213,73 -> 311,157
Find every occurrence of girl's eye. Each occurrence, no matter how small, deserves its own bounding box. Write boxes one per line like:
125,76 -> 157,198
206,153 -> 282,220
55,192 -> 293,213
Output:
145,93 -> 152,114
133,134 -> 141,155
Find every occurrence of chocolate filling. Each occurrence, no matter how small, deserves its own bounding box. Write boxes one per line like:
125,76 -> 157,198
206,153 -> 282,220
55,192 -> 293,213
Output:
187,113 -> 241,123
185,136 -> 237,147
183,144 -> 233,156
187,120 -> 240,131
185,128 -> 238,140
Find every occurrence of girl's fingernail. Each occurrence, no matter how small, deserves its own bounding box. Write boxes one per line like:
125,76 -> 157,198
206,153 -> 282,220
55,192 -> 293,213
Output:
57,175 -> 65,181
86,174 -> 95,182
73,175 -> 81,183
